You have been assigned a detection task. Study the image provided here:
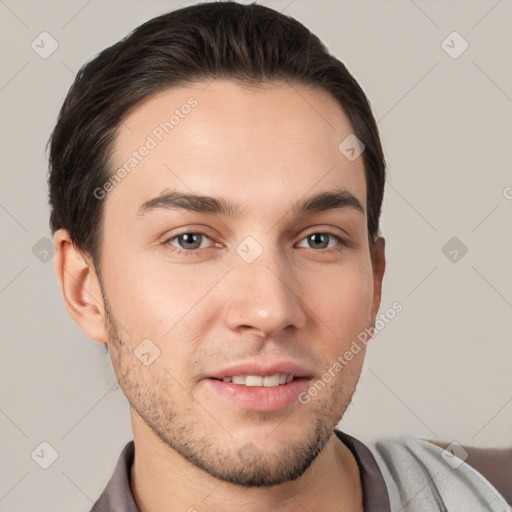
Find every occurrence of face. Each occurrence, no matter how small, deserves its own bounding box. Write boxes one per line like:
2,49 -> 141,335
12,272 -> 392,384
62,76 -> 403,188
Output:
97,80 -> 383,486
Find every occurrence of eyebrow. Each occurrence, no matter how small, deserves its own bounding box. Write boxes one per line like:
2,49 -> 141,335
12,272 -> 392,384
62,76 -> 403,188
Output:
137,188 -> 364,218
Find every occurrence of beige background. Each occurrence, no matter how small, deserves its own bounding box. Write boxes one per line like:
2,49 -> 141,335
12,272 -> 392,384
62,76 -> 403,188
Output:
1,0 -> 511,510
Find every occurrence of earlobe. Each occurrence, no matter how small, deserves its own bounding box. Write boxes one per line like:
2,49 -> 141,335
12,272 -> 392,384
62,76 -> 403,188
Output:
53,229 -> 108,344
370,236 -> 386,325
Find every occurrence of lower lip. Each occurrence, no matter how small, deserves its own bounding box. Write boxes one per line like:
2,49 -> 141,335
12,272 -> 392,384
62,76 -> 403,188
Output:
204,378 -> 312,412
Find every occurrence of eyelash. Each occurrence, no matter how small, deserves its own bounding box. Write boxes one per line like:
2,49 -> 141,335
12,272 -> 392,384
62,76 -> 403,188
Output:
163,230 -> 347,257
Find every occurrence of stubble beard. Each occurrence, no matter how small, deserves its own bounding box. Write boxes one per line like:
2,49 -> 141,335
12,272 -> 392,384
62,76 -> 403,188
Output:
103,298 -> 352,487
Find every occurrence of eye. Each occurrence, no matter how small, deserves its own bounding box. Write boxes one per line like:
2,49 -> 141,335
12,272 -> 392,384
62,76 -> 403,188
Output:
163,230 -> 345,257
296,232 -> 343,251
166,231 -> 213,254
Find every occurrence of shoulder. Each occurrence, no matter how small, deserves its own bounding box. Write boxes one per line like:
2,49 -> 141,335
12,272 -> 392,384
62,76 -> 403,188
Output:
425,439 -> 512,506
365,434 -> 512,511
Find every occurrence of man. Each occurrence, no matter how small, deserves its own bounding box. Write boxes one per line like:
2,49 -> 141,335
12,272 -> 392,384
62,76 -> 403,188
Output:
48,2 -> 511,511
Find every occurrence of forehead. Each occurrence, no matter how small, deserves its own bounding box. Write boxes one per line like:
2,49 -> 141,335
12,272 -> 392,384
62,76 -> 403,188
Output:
106,80 -> 366,224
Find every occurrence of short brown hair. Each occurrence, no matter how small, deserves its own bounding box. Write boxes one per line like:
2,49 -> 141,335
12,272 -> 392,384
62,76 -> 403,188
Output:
48,1 -> 386,266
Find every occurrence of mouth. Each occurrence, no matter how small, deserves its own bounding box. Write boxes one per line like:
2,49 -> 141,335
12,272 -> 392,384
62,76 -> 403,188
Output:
204,366 -> 313,412
203,360 -> 315,412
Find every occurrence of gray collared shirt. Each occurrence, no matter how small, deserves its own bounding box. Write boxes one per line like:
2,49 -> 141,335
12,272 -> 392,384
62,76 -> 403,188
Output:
89,430 -> 511,512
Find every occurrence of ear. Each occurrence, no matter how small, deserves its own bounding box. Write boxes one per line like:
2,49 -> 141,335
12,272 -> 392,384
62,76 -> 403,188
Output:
369,236 -> 386,326
53,229 -> 108,344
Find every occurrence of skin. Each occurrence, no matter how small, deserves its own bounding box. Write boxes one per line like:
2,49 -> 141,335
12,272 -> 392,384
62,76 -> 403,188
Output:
54,80 -> 385,512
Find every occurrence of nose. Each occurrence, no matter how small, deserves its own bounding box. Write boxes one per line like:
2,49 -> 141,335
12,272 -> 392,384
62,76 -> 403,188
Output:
223,247 -> 307,337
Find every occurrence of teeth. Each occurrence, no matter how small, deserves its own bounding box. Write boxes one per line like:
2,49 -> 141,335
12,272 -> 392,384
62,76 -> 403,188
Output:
263,375 -> 280,387
246,375 -> 263,386
222,374 -> 294,387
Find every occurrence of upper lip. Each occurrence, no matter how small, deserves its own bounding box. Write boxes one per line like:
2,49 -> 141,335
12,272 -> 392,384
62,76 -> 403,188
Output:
205,361 -> 314,380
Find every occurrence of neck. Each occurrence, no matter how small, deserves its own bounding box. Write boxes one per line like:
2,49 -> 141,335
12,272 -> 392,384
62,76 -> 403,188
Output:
130,423 -> 363,512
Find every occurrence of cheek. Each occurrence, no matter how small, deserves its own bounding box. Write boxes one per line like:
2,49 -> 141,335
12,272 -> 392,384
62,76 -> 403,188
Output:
304,258 -> 374,337
103,254 -> 227,342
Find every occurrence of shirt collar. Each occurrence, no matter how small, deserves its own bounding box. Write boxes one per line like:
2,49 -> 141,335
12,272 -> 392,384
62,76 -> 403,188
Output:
90,429 -> 390,512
